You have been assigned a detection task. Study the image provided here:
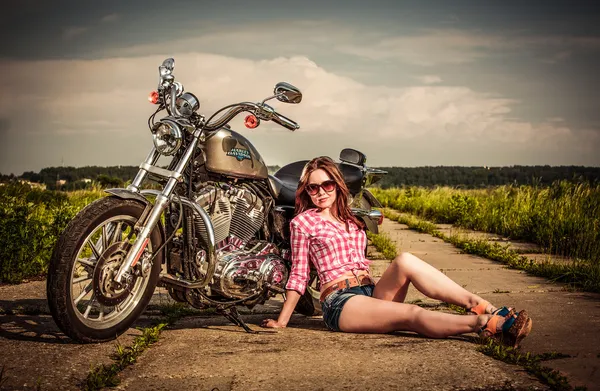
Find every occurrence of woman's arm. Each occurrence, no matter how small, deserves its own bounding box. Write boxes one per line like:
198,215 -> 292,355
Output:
262,220 -> 311,328
261,290 -> 301,328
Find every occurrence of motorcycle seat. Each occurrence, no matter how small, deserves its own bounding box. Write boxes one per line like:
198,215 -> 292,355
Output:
270,159 -> 365,202
268,175 -> 298,206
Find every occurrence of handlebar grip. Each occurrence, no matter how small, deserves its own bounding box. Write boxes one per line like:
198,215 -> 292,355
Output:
272,112 -> 300,131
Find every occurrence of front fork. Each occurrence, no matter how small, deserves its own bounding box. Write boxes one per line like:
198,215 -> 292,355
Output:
114,136 -> 198,284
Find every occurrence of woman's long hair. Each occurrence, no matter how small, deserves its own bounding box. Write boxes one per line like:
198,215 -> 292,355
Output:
295,156 -> 364,229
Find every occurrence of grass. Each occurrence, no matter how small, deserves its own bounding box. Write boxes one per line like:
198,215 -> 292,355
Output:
82,323 -> 166,391
0,183 -> 105,284
382,209 -> 600,293
445,303 -> 467,314
366,231 -> 398,260
477,340 -> 586,391
81,301 -> 212,391
157,301 -> 214,322
371,182 -> 600,265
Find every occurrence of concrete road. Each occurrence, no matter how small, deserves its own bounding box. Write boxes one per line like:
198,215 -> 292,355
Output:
1,218 -> 598,390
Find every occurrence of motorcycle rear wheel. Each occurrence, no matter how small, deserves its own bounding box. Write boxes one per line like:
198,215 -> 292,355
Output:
295,271 -> 322,316
47,196 -> 164,343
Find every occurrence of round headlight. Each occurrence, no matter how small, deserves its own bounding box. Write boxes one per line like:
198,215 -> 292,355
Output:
152,120 -> 183,155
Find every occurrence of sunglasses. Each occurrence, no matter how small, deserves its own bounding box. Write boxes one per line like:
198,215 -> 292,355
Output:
306,180 -> 337,196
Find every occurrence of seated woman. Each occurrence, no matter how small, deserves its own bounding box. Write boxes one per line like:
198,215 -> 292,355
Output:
262,156 -> 532,347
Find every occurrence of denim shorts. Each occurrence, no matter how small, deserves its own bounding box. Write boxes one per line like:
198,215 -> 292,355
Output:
321,284 -> 375,332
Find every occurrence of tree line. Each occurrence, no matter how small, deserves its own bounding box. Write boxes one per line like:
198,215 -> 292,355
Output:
1,164 -> 599,190
375,165 -> 600,188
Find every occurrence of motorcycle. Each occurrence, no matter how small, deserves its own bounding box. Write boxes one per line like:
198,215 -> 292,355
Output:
46,58 -> 387,342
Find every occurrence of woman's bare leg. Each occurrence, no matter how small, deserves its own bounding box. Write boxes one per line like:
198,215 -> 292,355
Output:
338,295 -> 490,336
373,252 -> 494,313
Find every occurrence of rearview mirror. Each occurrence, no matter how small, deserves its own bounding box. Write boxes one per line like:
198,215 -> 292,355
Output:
274,82 -> 302,104
161,58 -> 175,73
340,148 -> 367,166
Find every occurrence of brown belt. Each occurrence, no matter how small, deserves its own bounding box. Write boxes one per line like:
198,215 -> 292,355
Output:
319,275 -> 375,302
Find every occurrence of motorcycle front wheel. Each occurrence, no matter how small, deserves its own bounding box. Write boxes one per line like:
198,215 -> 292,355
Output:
47,196 -> 164,343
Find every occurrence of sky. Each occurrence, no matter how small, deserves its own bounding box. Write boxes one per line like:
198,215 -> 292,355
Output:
1,0 -> 599,175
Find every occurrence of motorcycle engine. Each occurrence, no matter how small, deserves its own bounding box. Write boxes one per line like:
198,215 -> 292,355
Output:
210,241 -> 288,299
193,184 -> 266,247
190,184 -> 287,300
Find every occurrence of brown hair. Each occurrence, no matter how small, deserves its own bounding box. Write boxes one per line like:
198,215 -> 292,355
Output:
295,156 -> 364,230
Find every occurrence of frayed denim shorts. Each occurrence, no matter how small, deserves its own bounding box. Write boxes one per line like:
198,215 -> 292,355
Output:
321,284 -> 375,332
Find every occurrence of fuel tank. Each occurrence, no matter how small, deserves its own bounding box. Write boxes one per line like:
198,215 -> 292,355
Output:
204,128 -> 268,180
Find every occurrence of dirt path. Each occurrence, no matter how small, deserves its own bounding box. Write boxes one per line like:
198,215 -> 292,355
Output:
1,218 -> 599,390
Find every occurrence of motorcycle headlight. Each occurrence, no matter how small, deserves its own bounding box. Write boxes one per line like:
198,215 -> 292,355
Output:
151,120 -> 183,156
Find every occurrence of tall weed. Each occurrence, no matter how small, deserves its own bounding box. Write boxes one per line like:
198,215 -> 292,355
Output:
0,183 -> 103,283
372,181 -> 600,263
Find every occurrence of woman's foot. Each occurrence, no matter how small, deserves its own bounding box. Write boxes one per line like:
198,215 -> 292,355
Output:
479,309 -> 532,348
468,300 -> 498,315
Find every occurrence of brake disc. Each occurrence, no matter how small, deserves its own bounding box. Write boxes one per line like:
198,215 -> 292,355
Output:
93,242 -> 137,307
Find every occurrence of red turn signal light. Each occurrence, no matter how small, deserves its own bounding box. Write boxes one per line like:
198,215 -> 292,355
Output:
148,91 -> 160,104
244,114 -> 259,129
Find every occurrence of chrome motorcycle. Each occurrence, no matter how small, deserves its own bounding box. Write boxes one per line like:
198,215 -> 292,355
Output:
47,58 -> 386,342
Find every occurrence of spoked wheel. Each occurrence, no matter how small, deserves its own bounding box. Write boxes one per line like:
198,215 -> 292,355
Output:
47,197 -> 164,343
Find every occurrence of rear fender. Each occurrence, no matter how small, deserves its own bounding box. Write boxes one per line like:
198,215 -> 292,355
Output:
352,208 -> 383,234
362,189 -> 383,208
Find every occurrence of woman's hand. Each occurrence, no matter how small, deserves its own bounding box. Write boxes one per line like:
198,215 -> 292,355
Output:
261,318 -> 286,328
260,290 -> 301,329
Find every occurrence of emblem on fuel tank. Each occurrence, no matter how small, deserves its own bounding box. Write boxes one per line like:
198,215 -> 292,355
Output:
226,147 -> 251,161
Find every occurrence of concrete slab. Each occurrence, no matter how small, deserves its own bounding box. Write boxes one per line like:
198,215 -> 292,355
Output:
114,314 -> 544,391
0,217 -> 595,390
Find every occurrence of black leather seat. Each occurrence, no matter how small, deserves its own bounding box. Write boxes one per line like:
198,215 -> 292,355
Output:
268,175 -> 298,206
268,160 -> 365,206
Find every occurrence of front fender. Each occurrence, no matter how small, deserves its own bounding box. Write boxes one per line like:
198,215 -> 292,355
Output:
105,188 -> 153,206
104,188 -> 167,261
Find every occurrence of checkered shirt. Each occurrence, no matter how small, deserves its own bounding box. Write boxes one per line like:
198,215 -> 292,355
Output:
285,208 -> 371,295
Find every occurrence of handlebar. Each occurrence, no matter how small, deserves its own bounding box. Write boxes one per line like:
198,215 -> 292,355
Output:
157,61 -> 300,133
203,102 -> 299,133
169,86 -> 182,117
271,111 -> 300,131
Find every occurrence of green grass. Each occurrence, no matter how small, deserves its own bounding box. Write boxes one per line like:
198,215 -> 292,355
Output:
82,323 -> 166,391
157,302 -> 215,322
0,183 -> 105,283
366,231 -> 398,260
382,209 -> 600,293
371,181 -> 600,265
81,301 -> 214,391
477,340 -> 585,391
445,303 -> 467,314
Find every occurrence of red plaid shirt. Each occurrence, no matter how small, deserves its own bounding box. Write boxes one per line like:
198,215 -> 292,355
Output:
285,208 -> 370,294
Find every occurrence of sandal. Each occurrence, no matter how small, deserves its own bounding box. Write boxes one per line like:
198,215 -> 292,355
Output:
468,300 -> 492,315
479,309 -> 532,348
468,301 -> 512,317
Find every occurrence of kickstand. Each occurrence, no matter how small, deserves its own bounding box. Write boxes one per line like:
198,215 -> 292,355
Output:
218,305 -> 257,334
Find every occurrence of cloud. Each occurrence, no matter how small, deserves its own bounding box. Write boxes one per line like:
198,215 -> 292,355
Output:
101,13 -> 120,23
0,117 -> 9,134
0,52 -> 596,174
336,29 -> 600,66
416,75 -> 442,84
541,50 -> 572,64
336,29 -> 511,65
62,26 -> 88,40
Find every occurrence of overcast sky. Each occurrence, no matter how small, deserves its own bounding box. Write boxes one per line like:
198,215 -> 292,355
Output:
1,0 -> 599,175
